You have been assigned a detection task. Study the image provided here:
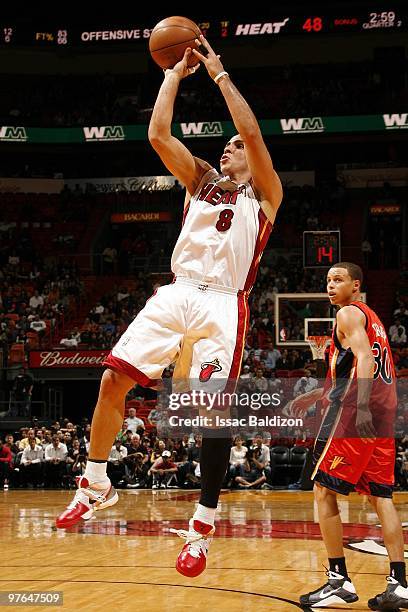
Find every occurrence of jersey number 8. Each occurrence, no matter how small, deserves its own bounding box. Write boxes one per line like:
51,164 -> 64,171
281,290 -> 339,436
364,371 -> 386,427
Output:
216,209 -> 234,232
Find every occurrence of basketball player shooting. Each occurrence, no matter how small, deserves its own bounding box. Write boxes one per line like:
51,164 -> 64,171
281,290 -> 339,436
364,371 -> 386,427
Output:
287,262 -> 406,610
55,35 -> 283,578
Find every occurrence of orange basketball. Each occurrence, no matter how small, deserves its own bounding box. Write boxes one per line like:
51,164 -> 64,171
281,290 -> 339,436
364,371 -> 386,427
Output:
149,16 -> 202,70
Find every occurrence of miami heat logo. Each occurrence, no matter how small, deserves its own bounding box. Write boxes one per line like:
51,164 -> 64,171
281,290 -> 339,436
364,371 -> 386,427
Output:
199,358 -> 222,382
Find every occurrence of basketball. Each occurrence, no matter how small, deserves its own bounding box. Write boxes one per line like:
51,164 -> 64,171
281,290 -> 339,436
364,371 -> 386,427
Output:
149,16 -> 202,70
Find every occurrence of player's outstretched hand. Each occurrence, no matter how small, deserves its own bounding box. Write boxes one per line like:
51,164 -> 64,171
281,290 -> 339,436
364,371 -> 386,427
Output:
164,47 -> 200,80
192,35 -> 225,80
282,400 -> 296,418
282,398 -> 309,419
355,407 -> 376,439
283,388 -> 325,418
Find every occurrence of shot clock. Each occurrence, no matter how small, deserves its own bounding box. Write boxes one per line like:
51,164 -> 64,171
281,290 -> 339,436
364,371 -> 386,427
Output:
303,231 -> 341,269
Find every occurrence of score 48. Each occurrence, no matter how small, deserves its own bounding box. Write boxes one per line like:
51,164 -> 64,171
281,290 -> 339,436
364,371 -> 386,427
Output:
302,17 -> 323,32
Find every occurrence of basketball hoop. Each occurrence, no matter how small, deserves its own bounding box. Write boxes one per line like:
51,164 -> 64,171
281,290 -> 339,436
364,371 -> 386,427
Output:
307,335 -> 331,361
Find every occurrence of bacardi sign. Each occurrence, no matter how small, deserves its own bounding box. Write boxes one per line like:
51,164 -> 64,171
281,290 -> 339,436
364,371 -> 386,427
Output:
29,350 -> 109,368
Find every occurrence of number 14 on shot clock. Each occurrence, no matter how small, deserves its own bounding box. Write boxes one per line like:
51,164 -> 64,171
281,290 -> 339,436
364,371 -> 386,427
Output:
303,230 -> 341,268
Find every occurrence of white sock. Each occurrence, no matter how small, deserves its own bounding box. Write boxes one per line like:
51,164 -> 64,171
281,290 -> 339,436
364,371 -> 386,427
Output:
193,503 -> 216,527
84,460 -> 109,484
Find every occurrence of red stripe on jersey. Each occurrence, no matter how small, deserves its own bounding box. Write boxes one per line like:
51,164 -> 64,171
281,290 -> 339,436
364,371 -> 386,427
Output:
243,207 -> 273,292
182,201 -> 190,226
225,292 -> 249,392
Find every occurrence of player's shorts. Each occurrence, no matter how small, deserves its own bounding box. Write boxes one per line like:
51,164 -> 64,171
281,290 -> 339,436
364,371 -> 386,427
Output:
103,276 -> 249,390
312,436 -> 395,498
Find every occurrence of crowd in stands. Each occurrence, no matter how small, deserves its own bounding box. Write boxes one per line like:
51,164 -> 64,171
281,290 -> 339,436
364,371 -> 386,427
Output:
390,283 -> 408,375
0,412 -> 314,491
2,380 -> 408,491
52,255 -> 328,362
0,257 -> 83,353
0,59 -> 407,127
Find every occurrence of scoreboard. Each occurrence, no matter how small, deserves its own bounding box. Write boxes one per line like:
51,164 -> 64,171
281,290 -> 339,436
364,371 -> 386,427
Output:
0,10 -> 405,46
303,231 -> 341,269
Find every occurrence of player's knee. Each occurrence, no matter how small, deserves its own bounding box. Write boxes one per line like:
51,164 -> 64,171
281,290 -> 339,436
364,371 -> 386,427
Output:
314,482 -> 337,503
368,495 -> 378,509
100,368 -> 134,400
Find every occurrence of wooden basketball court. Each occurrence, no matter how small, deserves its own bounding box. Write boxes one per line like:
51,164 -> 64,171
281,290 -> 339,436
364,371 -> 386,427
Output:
2,489 -> 408,611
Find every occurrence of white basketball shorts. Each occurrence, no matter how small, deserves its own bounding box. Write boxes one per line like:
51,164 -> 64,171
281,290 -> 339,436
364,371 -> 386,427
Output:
103,277 -> 249,388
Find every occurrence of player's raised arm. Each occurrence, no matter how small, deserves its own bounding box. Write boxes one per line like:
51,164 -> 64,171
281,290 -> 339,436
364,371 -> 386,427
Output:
192,35 -> 283,223
336,305 -> 376,437
148,47 -> 211,196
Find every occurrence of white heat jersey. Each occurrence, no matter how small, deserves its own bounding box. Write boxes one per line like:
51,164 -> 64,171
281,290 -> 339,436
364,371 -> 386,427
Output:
171,168 -> 273,291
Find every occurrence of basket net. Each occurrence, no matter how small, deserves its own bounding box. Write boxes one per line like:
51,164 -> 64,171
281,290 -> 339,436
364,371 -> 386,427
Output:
307,335 -> 331,360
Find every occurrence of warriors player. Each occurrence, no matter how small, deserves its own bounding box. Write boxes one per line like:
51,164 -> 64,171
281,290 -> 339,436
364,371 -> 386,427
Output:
288,263 -> 406,610
55,35 -> 282,577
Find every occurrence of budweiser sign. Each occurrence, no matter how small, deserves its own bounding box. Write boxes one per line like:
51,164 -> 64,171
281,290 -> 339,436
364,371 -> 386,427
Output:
29,350 -> 109,368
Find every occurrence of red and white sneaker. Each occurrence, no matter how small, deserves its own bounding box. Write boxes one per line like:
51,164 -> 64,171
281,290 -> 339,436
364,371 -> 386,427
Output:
171,518 -> 215,577
55,476 -> 118,529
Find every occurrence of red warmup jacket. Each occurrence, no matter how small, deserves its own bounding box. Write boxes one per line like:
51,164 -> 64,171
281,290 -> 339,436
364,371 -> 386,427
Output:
0,446 -> 12,466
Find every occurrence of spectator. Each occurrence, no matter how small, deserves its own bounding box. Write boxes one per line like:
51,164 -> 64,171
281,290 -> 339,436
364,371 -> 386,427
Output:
264,342 -> 281,370
239,365 -> 252,391
20,438 -> 44,487
70,328 -> 82,343
90,302 -> 104,322
390,320 -> 405,340
125,452 -> 149,488
178,434 -> 202,487
391,324 -> 407,347
229,436 -> 248,485
125,407 -> 145,434
240,364 -> 252,380
44,434 -> 67,487
41,430 -> 52,449
147,401 -> 170,436
30,314 -> 47,337
4,434 -> 19,456
0,438 -> 12,489
102,246 -> 118,274
66,439 -> 87,485
117,422 -> 131,444
18,428 -> 40,450
63,432 -> 73,450
29,290 -> 44,310
79,424 -> 91,454
294,369 -> 318,396
293,369 -> 319,416
276,349 -> 290,369
107,438 -> 128,486
11,368 -> 34,417
124,433 -> 146,457
149,450 -> 178,489
122,433 -> 148,484
117,287 -> 130,302
235,446 -> 267,489
60,333 -> 79,348
251,368 -> 269,393
248,433 -> 272,484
